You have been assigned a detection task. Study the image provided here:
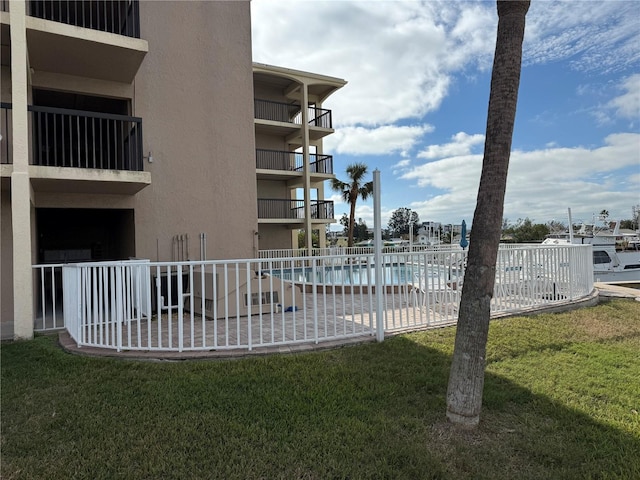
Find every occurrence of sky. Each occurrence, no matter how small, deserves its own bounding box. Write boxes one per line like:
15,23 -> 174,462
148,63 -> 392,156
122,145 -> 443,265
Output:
251,0 -> 640,230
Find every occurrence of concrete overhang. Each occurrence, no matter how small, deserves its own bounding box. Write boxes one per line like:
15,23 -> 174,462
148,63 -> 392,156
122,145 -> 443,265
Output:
256,169 -> 303,181
253,62 -> 347,103
255,120 -> 300,138
257,218 -> 305,225
25,17 -> 147,83
28,165 -> 151,195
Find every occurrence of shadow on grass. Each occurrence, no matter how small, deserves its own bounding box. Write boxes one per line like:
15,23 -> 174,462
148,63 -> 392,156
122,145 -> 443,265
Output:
1,329 -> 639,480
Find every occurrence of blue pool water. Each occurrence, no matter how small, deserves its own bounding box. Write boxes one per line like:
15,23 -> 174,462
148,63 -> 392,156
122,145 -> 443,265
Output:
270,263 -> 456,286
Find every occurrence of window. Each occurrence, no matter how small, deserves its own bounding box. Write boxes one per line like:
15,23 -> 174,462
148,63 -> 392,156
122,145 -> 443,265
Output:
593,251 -> 611,264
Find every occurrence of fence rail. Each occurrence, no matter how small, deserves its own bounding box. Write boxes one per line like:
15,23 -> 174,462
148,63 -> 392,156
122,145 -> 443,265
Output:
28,0 -> 141,38
48,244 -> 593,352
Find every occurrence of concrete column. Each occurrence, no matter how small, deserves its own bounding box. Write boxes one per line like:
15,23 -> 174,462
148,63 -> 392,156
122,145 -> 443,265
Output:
10,1 -> 34,339
301,84 -> 312,252
317,183 -> 327,248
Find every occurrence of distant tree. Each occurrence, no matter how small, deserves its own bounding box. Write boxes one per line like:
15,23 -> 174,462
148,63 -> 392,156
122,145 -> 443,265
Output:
446,0 -> 530,428
339,213 -> 350,236
355,218 -> 371,242
632,205 -> 640,229
546,220 -> 566,234
620,219 -> 635,230
331,163 -> 373,247
503,218 -> 550,242
599,209 -> 610,225
297,230 -> 319,249
388,208 -> 420,237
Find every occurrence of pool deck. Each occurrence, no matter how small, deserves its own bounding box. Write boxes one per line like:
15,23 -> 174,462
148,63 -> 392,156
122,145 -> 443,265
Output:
52,287 -> 622,361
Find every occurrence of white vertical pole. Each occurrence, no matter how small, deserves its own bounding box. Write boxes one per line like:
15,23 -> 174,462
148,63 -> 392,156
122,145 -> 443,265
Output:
567,208 -> 574,244
373,169 -> 384,343
409,210 -> 413,253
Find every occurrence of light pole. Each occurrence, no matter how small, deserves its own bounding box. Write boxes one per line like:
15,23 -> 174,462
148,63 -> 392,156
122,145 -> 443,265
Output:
408,209 -> 413,252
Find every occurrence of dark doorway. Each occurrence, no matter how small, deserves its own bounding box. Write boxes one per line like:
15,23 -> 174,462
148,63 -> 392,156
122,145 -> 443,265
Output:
37,208 -> 135,264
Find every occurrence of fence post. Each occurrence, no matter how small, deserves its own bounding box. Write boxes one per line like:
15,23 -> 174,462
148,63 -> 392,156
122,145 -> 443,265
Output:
116,266 -> 123,352
373,169 -> 384,342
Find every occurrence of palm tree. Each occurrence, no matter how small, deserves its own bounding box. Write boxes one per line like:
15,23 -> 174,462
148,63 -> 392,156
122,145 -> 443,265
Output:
446,0 -> 530,428
331,163 -> 373,247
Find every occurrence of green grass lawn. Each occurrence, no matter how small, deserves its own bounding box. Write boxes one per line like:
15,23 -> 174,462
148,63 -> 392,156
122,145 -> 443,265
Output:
2,299 -> 639,480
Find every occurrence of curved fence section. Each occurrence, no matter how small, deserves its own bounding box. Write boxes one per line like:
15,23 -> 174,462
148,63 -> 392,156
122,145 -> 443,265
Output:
57,245 -> 593,352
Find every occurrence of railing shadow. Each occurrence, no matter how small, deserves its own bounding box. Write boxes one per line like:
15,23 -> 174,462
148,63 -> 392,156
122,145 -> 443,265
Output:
331,334 -> 640,478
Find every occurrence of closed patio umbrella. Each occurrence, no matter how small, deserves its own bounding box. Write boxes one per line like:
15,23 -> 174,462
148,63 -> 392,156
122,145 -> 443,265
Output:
460,220 -> 469,250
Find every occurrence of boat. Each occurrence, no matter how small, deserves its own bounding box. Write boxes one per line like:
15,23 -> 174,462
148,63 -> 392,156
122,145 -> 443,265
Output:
542,219 -> 640,284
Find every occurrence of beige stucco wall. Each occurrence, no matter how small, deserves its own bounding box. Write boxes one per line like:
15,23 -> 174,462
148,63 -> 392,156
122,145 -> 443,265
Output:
257,179 -> 290,198
253,84 -> 294,103
258,224 -> 294,250
30,71 -> 133,102
133,0 -> 256,261
255,133 -> 287,151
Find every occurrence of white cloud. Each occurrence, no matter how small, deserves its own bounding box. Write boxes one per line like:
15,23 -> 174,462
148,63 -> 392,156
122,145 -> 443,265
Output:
326,193 -> 346,206
401,133 -> 640,224
418,132 -> 485,159
525,2 -> 640,74
325,124 -> 432,156
394,159 -> 411,169
608,74 -> 640,121
252,1 -> 497,127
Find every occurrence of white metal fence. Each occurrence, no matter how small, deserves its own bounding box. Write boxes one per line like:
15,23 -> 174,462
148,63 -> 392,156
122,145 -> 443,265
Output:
36,244 -> 593,351
33,264 -> 65,331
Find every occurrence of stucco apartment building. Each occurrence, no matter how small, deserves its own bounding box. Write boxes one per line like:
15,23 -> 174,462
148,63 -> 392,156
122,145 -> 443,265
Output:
0,0 -> 345,340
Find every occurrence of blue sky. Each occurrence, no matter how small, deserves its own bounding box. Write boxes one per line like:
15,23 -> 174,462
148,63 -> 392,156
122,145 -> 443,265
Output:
251,0 -> 640,230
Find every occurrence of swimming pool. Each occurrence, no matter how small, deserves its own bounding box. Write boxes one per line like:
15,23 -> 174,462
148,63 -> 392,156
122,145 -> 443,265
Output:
269,262 -> 460,286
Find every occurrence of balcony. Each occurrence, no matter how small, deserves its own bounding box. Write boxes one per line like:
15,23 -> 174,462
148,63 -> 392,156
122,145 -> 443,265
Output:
30,105 -> 143,171
256,149 -> 334,179
257,199 -> 334,222
1,103 -> 150,194
24,1 -> 147,83
28,0 -> 141,38
254,99 -> 334,142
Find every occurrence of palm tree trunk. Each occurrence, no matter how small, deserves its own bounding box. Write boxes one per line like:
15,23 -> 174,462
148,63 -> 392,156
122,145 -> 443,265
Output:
348,194 -> 357,247
446,0 -> 530,428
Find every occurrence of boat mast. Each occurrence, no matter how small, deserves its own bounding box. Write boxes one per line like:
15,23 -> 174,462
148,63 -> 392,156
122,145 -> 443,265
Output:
568,208 -> 574,243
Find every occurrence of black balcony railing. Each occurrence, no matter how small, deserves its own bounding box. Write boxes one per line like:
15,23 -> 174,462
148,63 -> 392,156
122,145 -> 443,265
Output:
28,0 -> 141,38
255,99 -> 334,129
254,99 -> 302,125
258,199 -> 334,220
308,107 -> 332,129
256,149 -> 333,175
30,105 -> 143,171
1,103 -> 11,164
307,154 -> 333,174
256,149 -> 300,171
